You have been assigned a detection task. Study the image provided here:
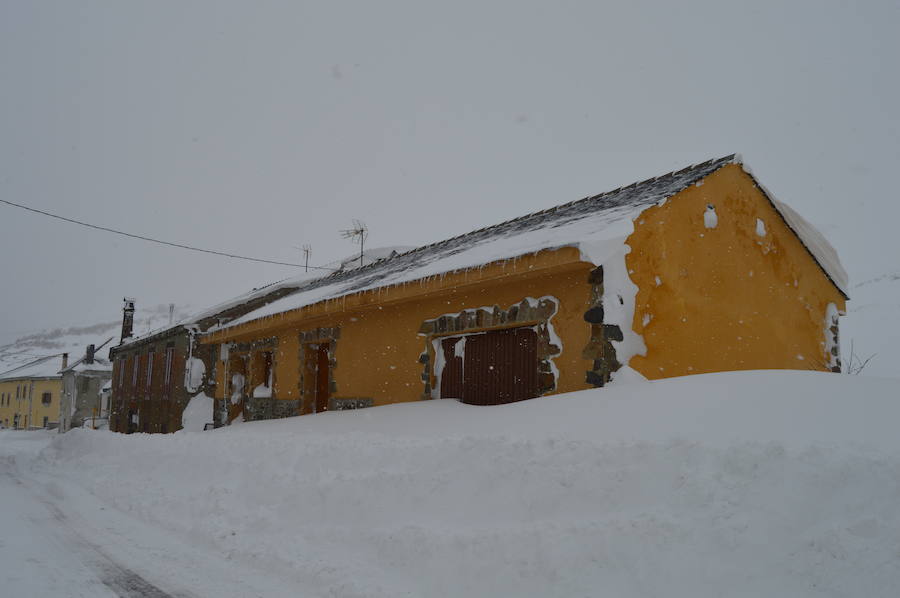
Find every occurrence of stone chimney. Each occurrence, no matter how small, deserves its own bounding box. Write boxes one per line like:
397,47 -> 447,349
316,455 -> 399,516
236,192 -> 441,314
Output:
85,344 -> 95,365
61,353 -> 68,370
121,298 -> 136,341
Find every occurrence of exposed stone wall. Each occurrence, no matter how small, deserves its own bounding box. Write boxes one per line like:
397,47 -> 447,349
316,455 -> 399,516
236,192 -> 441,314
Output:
582,266 -> 623,387
109,329 -> 193,434
826,308 -> 842,373
418,297 -> 562,400
330,397 -> 374,410
219,336 -> 280,425
243,397 -> 301,421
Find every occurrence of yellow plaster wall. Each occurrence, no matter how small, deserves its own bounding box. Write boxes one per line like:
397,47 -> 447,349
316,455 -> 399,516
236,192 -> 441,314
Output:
0,379 -> 62,429
209,251 -> 596,410
626,164 -> 846,379
329,264 -> 594,405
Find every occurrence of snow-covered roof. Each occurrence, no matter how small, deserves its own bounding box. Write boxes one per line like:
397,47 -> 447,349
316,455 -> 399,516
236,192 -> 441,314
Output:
0,354 -> 65,381
60,338 -> 115,374
114,276 -> 321,349
206,154 -> 847,333
331,246 -> 417,271
65,358 -> 113,373
114,250 -> 418,350
770,198 -> 848,294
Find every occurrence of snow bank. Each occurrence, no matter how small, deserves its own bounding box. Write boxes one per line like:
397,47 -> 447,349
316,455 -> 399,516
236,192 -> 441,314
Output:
180,393 -> 213,432
6,371 -> 900,597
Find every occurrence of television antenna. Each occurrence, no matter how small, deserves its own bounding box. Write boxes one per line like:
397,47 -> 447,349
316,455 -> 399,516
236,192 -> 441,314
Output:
292,243 -> 312,272
340,220 -> 368,268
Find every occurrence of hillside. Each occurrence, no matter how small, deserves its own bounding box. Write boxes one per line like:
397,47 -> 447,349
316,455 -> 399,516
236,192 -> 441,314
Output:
0,303 -> 192,376
2,370 -> 898,597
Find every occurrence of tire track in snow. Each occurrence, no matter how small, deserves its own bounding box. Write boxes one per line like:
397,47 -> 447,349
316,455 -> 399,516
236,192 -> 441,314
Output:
4,461 -> 192,598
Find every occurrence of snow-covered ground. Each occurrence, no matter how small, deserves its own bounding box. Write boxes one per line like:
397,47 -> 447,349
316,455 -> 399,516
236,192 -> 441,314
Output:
842,272 -> 900,378
2,370 -> 899,597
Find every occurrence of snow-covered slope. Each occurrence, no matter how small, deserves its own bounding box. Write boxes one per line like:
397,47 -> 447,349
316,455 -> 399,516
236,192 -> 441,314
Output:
0,303 -> 192,375
4,370 -> 899,597
842,272 -> 900,378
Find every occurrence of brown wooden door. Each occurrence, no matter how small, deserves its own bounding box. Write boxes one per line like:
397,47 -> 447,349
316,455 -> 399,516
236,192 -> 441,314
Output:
315,343 -> 330,413
439,327 -> 538,405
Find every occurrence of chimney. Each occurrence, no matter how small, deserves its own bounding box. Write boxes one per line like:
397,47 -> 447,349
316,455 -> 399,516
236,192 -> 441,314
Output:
168,303 -> 175,326
85,344 -> 95,365
61,353 -> 68,370
121,298 -> 136,341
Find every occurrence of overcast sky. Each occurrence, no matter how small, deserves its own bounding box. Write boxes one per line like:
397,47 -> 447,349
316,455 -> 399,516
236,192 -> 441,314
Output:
1,0 -> 898,342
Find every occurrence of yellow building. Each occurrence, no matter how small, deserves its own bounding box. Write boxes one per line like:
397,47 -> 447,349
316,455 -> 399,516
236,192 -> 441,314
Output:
200,155 -> 847,425
0,354 -> 67,430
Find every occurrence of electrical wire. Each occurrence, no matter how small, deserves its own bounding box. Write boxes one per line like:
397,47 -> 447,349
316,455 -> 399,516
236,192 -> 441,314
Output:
0,198 -> 339,271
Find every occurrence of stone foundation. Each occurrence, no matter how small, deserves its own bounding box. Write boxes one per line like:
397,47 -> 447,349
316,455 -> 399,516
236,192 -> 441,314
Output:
242,397 -> 301,421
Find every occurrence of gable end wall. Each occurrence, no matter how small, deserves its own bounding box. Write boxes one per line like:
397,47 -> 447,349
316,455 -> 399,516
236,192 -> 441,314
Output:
626,163 -> 847,378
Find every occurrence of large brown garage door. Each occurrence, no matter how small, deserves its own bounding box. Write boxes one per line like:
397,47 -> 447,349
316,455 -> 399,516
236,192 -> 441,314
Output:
439,327 -> 538,405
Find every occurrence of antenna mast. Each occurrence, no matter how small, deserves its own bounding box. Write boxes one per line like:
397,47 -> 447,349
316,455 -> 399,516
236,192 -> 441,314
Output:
340,220 -> 368,268
291,243 -> 313,272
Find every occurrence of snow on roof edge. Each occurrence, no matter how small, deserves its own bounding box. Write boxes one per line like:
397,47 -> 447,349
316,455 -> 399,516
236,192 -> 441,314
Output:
735,159 -> 849,298
208,155 -> 739,334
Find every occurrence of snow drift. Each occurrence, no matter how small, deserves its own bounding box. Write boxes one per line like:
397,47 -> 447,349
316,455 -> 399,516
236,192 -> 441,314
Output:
5,370 -> 900,597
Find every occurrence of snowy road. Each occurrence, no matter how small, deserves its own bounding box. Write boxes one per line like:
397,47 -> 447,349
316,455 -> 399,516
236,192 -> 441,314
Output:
1,455 -> 182,597
1,461 -> 119,597
0,432 -> 303,598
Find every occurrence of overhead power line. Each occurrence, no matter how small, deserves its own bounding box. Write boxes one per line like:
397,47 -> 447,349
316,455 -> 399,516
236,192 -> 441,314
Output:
0,198 -> 338,271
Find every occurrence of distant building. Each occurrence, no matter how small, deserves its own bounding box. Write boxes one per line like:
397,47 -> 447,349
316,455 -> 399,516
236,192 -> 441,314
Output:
0,354 -> 68,430
108,286 -> 298,434
58,342 -> 113,432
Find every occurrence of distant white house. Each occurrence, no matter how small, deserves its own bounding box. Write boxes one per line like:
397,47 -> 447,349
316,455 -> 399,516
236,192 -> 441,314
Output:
59,341 -> 113,432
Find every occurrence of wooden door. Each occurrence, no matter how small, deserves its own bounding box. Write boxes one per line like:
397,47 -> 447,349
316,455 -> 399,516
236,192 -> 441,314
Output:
439,327 -> 539,405
315,343 -> 330,413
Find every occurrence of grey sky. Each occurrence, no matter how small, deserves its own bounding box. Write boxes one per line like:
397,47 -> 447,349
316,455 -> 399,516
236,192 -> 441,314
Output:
1,0 -> 898,341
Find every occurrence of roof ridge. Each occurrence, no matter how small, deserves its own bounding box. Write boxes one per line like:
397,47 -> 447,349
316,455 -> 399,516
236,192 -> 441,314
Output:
298,154 -> 737,286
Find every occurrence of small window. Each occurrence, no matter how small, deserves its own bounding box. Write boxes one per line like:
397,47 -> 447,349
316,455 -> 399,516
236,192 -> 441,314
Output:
164,346 -> 175,390
42,416 -> 48,428
132,356 -> 140,387
41,392 -> 51,406
118,358 -> 126,387
147,349 -> 155,389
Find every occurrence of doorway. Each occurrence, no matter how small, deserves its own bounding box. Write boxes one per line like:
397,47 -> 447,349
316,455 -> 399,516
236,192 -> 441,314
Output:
303,342 -> 331,413
438,327 -> 539,405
